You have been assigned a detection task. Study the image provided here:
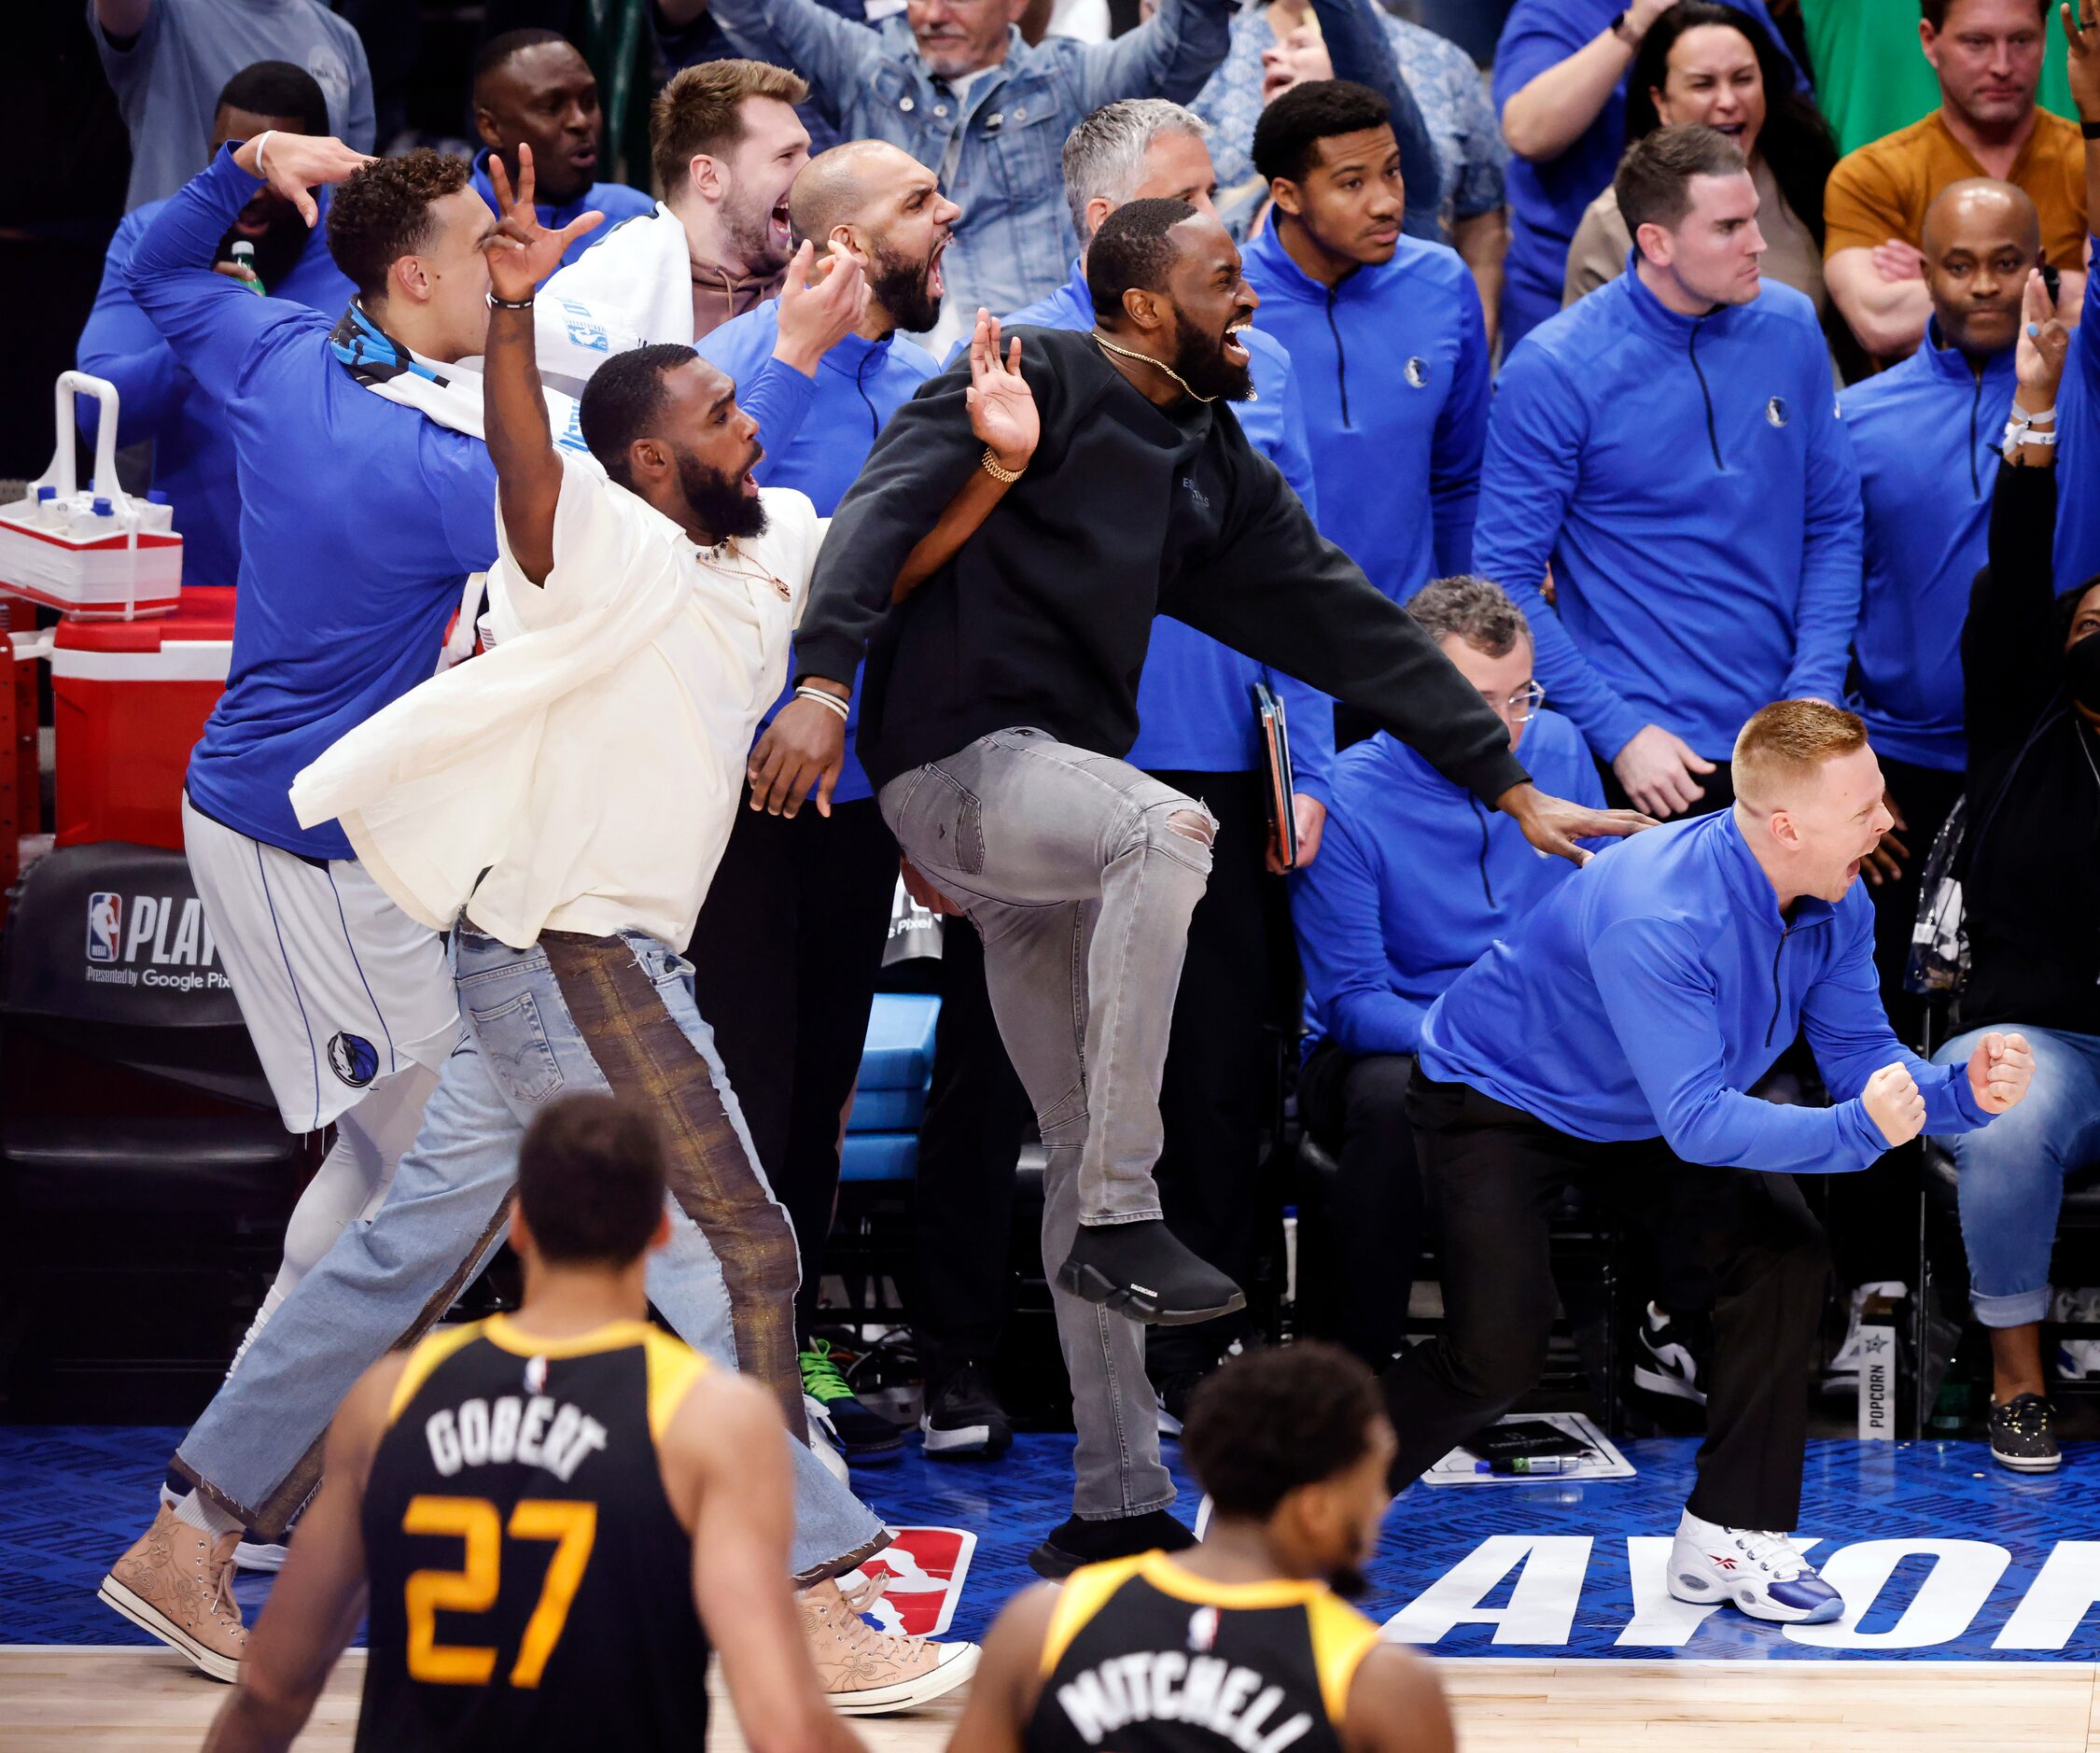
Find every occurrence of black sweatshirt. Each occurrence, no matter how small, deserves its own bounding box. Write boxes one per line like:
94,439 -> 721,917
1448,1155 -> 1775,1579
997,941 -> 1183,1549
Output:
1961,462 -> 2100,1035
795,325 -> 1528,805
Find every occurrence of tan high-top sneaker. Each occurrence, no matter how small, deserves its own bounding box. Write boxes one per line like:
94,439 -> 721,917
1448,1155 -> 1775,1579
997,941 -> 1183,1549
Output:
98,1505 -> 247,1681
799,1573 -> 978,1715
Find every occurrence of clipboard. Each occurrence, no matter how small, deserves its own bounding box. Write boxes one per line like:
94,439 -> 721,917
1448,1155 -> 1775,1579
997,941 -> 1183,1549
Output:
1253,681 -> 1298,870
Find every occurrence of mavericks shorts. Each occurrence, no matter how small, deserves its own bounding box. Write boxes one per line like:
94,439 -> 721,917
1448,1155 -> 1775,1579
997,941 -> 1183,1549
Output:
182,796 -> 457,1132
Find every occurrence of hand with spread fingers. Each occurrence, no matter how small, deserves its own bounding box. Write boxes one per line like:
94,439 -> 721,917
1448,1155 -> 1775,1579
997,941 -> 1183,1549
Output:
482,144 -> 602,304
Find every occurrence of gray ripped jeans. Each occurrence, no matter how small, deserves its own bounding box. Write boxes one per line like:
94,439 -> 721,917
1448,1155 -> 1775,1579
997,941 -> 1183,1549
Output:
880,728 -> 1215,1517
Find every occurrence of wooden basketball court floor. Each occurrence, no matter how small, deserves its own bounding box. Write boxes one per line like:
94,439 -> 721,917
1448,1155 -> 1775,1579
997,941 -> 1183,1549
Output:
7,1424 -> 2099,1747
4,1648 -> 2096,1750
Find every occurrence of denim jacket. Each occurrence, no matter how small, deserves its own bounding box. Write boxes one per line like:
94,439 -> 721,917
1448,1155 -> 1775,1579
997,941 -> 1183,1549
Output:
709,0 -> 1235,322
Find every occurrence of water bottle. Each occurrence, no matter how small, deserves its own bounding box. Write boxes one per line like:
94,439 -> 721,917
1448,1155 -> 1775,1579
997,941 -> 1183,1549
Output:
230,240 -> 264,296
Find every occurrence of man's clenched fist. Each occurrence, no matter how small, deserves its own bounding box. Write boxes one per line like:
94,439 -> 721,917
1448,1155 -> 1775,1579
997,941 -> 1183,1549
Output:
1862,1062 -> 1926,1147
1967,1031 -> 2036,1116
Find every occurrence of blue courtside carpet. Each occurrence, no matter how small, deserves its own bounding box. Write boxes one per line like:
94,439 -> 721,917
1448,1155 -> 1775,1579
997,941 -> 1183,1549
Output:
6,1428 -> 2097,1660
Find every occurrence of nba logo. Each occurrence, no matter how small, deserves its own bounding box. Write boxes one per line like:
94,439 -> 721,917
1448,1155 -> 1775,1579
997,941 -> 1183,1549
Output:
86,892 -> 121,963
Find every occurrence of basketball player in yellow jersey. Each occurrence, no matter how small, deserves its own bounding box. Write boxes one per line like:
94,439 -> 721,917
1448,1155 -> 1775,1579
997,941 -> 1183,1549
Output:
953,1343 -> 1453,1753
199,1093 -> 864,1753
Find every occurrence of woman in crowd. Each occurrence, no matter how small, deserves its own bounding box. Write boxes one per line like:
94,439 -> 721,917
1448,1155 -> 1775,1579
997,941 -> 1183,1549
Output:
1561,0 -> 1837,316
1926,273 -> 2100,1478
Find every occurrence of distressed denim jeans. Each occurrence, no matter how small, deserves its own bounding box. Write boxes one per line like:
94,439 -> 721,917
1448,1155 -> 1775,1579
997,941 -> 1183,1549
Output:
880,729 -> 1214,1518
175,924 -> 887,1582
1933,1025 -> 2100,1329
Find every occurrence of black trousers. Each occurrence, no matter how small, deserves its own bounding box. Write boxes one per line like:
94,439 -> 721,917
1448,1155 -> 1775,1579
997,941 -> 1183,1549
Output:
909,920 -> 1029,1379
1382,1071 -> 1829,1532
686,795 -> 900,1340
1297,1045 -> 1424,1368
1144,768 -> 1296,1376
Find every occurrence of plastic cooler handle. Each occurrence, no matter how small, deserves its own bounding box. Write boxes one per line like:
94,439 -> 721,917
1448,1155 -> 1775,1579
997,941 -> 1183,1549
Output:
42,372 -> 133,518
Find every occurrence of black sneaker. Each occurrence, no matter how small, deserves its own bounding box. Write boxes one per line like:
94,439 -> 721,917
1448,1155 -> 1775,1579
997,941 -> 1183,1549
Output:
1057,1219 -> 1245,1326
1990,1393 -> 2063,1472
921,1360 -> 1013,1460
800,1340 -> 904,1463
1632,1301 -> 1710,1407
1028,1508 -> 1196,1581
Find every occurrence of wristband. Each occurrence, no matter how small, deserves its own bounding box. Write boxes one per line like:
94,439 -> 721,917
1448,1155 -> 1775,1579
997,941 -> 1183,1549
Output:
794,684 -> 850,722
2083,119 -> 2100,140
980,446 -> 1024,484
252,130 -> 275,176
488,292 -> 536,311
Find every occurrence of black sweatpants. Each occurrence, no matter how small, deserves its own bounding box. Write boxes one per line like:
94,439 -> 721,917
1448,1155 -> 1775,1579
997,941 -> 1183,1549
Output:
1382,1071 -> 1830,1532
1297,1045 -> 1424,1369
686,795 -> 900,1340
1144,767 -> 1295,1376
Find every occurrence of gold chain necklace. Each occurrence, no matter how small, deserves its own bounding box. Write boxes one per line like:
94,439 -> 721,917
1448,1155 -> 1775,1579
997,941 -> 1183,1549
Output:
1092,330 -> 1217,403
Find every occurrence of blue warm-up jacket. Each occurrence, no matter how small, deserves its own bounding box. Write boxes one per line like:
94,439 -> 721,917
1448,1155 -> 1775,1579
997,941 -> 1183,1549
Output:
1239,226 -> 1488,607
1840,319 -> 2015,773
1471,261 -> 1864,765
1293,709 -> 1599,1058
697,301 -> 939,805
1418,809 -> 1994,1173
2041,238 -> 2100,596
128,147 -> 499,861
77,189 -> 355,588
1000,259 -> 1336,796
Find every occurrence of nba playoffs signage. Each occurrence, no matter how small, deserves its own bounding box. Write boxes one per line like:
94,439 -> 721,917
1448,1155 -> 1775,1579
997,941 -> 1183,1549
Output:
7,842 -> 242,1028
1381,1533 -> 2100,1658
84,886 -> 227,994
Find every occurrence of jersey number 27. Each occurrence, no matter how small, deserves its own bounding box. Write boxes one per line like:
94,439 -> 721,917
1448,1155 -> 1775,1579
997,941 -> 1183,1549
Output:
402,1494 -> 598,1688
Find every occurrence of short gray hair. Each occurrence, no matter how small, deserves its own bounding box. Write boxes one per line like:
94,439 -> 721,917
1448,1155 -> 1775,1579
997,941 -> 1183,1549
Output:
1062,99 -> 1209,240
1406,576 -> 1531,658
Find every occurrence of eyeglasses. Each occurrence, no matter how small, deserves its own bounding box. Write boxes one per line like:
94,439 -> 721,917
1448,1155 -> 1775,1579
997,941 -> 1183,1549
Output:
1491,680 -> 1546,724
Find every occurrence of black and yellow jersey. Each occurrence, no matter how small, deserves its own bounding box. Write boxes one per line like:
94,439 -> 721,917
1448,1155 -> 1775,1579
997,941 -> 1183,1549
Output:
1025,1550 -> 1381,1753
355,1315 -> 711,1753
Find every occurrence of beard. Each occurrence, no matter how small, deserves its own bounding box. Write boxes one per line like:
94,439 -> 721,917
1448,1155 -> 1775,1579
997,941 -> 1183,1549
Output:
1169,306 -> 1255,403
215,204 -> 308,289
867,237 -> 944,336
678,443 -> 769,543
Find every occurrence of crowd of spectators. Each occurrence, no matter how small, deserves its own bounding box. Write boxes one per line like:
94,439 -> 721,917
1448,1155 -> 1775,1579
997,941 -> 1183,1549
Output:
62,0 -> 2100,1494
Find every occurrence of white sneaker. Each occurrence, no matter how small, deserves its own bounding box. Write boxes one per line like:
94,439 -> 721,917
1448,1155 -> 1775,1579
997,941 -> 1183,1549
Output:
1666,1511 -> 1842,1624
805,1400 -> 850,1487
1824,1281 -> 1907,1394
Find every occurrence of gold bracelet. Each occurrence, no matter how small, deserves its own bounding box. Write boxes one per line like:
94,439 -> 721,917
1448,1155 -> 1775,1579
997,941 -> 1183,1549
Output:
980,446 -> 1023,484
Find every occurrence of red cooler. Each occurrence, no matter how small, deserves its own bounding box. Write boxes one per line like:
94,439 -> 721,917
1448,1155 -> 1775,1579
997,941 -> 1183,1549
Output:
52,586 -> 235,851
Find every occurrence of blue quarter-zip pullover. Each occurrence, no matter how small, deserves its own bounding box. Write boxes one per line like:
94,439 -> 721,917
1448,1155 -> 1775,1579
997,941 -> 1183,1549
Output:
1840,319 -> 2015,772
77,189 -> 355,587
1293,708 -> 1600,1057
1491,0 -> 1803,353
1419,808 -> 1993,1172
697,301 -> 938,806
1000,258 -> 1336,798
1473,262 -> 1863,764
128,147 -> 499,861
1240,226 -> 1488,606
469,149 -> 654,268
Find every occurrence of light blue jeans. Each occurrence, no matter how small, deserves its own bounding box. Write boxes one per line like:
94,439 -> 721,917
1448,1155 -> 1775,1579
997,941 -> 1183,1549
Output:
175,926 -> 887,1582
1933,1025 -> 2100,1327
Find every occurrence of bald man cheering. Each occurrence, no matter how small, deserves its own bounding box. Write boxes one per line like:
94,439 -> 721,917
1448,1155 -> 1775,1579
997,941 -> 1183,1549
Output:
687,143 -> 965,1463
